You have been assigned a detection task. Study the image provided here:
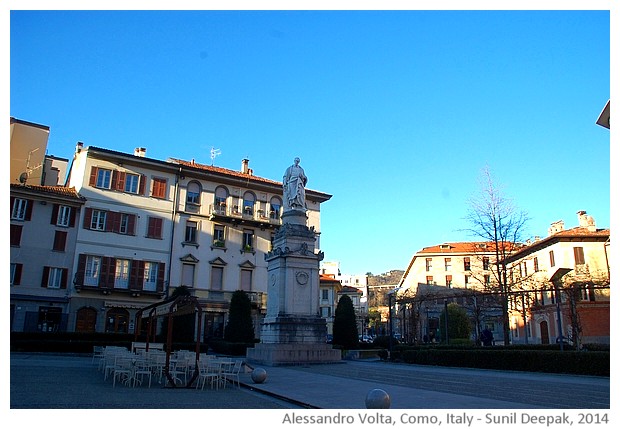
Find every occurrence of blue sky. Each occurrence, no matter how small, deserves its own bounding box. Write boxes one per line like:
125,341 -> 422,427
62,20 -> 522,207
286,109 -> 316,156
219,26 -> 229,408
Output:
9,7 -> 612,275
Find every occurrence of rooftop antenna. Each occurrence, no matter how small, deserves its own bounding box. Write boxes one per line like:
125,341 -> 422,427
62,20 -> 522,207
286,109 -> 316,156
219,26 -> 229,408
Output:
210,147 -> 221,165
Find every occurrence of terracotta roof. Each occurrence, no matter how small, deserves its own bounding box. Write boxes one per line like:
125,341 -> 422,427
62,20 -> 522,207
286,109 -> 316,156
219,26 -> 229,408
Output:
10,184 -> 85,200
168,158 -> 281,186
504,226 -> 610,262
417,241 -> 521,254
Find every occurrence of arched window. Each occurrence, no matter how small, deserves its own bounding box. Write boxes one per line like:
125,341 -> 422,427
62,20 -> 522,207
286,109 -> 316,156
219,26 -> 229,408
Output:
214,186 -> 229,214
243,191 -> 256,216
105,308 -> 130,333
75,307 -> 97,333
186,181 -> 201,205
269,196 -> 282,220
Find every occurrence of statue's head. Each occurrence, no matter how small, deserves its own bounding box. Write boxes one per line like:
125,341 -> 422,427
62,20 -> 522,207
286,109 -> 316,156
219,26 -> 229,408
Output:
294,157 -> 300,165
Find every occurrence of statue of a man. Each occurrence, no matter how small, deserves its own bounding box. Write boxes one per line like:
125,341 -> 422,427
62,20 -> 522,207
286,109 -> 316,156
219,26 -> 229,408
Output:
283,157 -> 307,211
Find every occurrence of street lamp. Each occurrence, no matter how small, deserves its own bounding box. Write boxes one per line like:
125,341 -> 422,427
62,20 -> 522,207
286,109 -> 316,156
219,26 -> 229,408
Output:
388,287 -> 401,355
550,268 -> 572,352
444,299 -> 449,345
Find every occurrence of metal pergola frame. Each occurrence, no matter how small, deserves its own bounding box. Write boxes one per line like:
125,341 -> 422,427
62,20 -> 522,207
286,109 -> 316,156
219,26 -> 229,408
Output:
134,295 -> 203,388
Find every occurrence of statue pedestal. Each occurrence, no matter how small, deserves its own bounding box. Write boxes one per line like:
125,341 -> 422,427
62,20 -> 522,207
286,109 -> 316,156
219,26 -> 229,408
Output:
246,209 -> 341,366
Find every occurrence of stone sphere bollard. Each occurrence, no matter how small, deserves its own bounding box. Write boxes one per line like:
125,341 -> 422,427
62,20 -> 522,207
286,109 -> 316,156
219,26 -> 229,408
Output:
251,367 -> 267,384
365,388 -> 391,409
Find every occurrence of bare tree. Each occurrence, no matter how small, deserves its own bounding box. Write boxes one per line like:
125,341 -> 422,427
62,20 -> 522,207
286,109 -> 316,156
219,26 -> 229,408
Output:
463,166 -> 529,345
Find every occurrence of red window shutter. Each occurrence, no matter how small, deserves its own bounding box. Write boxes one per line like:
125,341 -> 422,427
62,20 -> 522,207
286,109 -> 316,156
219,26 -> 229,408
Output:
155,217 -> 162,238
157,263 -> 165,292
83,208 -> 92,229
24,199 -> 33,221
53,231 -> 67,251
100,257 -> 116,288
75,254 -> 86,285
50,204 -> 59,225
139,174 -> 146,195
41,266 -> 50,288
105,211 -> 114,232
13,264 -> 22,285
89,167 -> 98,186
128,214 -> 136,235
114,171 -> 126,191
69,207 -> 76,227
60,268 -> 68,289
10,224 -> 22,246
134,260 -> 145,290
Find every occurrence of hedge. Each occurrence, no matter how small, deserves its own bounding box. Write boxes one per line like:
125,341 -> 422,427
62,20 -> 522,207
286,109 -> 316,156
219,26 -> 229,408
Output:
399,348 -> 609,376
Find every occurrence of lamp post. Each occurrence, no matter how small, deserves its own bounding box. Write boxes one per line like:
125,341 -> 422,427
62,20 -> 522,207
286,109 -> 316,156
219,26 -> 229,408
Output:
444,299 -> 449,345
388,287 -> 401,355
549,268 -> 572,352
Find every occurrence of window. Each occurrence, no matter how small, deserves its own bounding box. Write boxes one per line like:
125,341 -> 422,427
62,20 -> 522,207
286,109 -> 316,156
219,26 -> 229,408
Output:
186,181 -> 201,205
574,247 -> 585,265
45,267 -> 66,289
549,250 -> 555,267
464,274 -> 470,288
181,263 -> 195,287
243,229 -> 254,251
214,186 -> 228,211
210,266 -> 223,290
463,257 -> 471,271
522,261 -> 528,276
53,231 -> 67,251
426,276 -> 433,284
55,205 -> 72,226
484,275 -> 490,287
105,308 -> 129,333
11,263 -> 23,285
143,262 -> 159,291
321,307 -> 331,318
119,214 -> 130,234
84,255 -> 101,286
269,197 -> 282,219
445,275 -> 452,288
185,221 -> 198,243
11,198 -> 30,220
213,225 -> 225,247
240,269 -> 252,291
151,177 -> 167,199
90,210 -> 107,231
444,258 -> 451,271
321,289 -> 329,301
243,192 -> 255,216
483,257 -> 490,270
124,173 -> 140,194
96,168 -> 112,189
10,224 -> 23,246
425,258 -> 432,271
533,257 -> 539,272
114,259 -> 130,289
147,217 -> 163,239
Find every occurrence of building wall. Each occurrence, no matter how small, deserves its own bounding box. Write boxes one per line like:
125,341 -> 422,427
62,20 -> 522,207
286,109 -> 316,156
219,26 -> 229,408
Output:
10,118 -> 49,185
10,185 -> 84,332
66,147 -> 178,333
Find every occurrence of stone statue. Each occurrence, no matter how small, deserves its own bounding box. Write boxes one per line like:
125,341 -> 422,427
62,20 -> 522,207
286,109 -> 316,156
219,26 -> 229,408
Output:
283,157 -> 307,211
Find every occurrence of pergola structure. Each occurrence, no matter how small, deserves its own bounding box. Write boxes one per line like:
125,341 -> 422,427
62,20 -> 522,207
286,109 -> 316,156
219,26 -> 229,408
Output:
134,295 -> 203,388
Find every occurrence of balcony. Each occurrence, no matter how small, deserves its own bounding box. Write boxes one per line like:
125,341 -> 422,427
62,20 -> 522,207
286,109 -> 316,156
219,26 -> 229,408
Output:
209,204 -> 281,229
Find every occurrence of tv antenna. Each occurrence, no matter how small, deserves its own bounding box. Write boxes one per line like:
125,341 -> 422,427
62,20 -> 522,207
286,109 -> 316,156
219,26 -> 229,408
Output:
18,148 -> 42,184
210,147 -> 221,165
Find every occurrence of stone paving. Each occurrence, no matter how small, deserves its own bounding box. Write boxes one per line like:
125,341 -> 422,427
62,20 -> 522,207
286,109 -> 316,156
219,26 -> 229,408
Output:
9,352 -> 610,410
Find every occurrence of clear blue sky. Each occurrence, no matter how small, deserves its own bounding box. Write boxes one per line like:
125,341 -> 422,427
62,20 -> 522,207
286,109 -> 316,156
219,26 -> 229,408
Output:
9,7 -> 612,275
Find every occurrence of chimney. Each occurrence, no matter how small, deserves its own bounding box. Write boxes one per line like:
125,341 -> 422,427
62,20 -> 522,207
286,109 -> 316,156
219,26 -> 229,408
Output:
134,147 -> 146,157
75,142 -> 84,153
577,210 -> 596,231
548,220 -> 565,236
241,158 -> 250,174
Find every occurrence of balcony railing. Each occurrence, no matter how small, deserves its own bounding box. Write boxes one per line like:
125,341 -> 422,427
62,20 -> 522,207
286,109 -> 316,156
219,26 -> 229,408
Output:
209,204 -> 281,226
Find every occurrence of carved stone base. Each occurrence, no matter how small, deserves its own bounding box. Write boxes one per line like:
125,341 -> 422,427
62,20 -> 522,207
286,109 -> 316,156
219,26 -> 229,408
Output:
246,343 -> 341,366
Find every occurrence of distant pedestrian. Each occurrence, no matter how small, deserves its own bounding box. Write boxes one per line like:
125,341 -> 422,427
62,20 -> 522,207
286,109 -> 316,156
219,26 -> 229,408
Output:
481,328 -> 493,346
